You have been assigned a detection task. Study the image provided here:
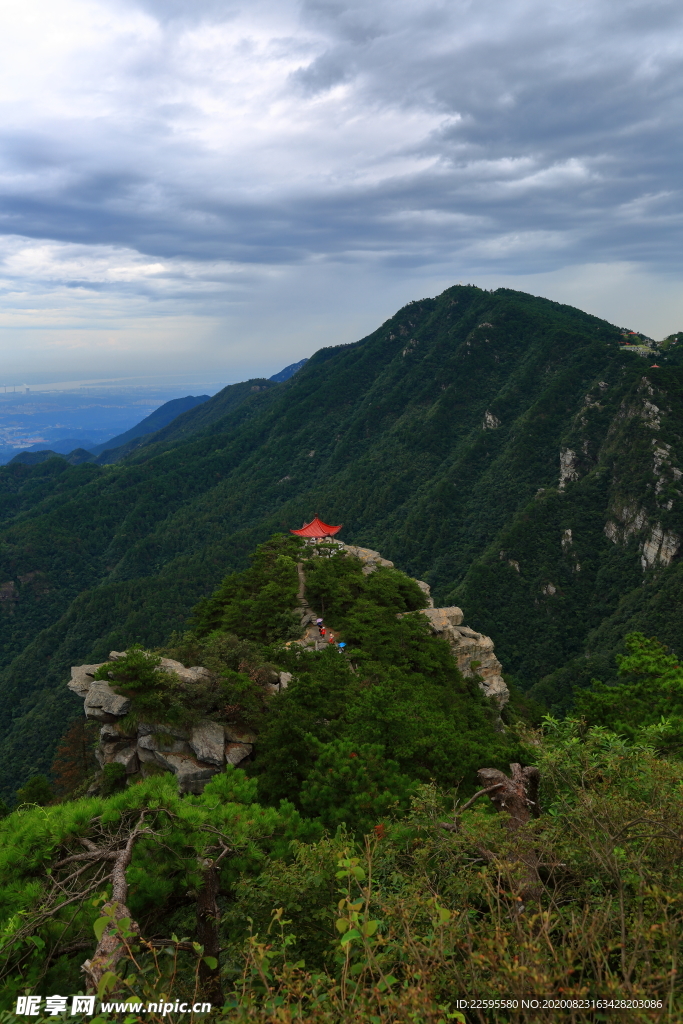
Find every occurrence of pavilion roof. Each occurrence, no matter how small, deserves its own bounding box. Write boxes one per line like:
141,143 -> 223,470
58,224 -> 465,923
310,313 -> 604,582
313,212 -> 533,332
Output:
290,517 -> 342,538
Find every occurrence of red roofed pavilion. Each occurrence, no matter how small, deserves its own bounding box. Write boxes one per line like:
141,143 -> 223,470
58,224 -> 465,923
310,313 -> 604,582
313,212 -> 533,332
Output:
291,516 -> 342,538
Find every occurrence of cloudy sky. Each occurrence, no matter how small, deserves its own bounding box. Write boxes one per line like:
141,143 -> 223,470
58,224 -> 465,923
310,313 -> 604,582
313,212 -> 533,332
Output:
1,0 -> 682,380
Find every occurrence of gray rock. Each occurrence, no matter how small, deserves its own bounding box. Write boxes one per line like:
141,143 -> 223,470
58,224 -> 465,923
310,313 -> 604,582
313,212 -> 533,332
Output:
138,733 -> 192,755
108,651 -> 212,684
414,580 -> 434,608
101,740 -> 129,760
68,664 -> 105,698
137,721 -> 189,739
279,672 -> 292,690
420,606 -> 464,630
159,658 -> 212,684
225,742 -> 252,766
112,747 -> 139,774
189,721 -> 225,766
100,722 -> 135,742
84,682 -> 131,721
152,752 -> 219,795
137,744 -> 159,764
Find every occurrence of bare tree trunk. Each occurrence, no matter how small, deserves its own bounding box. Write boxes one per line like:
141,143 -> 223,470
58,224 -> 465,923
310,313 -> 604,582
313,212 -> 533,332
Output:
196,857 -> 223,1006
477,763 -> 541,828
441,764 -> 543,903
477,763 -> 542,902
82,812 -> 148,994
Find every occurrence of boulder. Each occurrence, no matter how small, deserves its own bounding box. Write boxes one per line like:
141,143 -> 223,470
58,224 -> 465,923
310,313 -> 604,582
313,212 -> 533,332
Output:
414,580 -> 434,608
137,744 -> 159,765
159,658 -> 212,684
100,721 -> 135,742
68,664 -> 105,698
152,752 -> 219,795
225,742 -> 253,766
84,682 -> 131,721
137,721 -> 189,740
109,651 -> 212,684
138,733 -> 192,756
189,721 -> 225,766
448,626 -> 509,708
112,746 -> 139,774
421,607 -> 464,630
342,544 -> 394,575
415,606 -> 509,709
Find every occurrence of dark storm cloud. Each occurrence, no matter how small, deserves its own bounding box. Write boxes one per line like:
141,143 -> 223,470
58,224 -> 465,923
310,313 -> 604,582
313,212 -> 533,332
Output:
0,0 -> 682,325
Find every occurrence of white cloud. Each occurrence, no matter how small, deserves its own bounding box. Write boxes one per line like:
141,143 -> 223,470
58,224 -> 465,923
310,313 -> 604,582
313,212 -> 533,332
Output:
0,0 -> 681,376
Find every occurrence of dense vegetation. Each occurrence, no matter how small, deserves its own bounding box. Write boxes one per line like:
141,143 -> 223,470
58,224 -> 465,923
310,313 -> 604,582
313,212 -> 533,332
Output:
0,284 -> 681,803
0,535 -> 680,1019
91,537 -> 524,828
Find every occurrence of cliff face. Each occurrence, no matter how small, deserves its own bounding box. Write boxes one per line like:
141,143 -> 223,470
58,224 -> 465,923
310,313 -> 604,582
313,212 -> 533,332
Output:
68,655 -> 258,795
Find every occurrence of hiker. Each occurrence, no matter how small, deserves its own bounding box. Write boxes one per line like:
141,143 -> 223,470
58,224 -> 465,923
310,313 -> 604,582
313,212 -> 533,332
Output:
316,617 -> 323,627
320,627 -> 326,637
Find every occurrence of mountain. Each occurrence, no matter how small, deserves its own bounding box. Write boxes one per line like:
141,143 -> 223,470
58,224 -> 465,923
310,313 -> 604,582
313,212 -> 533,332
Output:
0,283 -> 681,798
87,394 -> 210,456
9,447 -> 97,467
25,437 -> 95,454
269,357 -> 309,382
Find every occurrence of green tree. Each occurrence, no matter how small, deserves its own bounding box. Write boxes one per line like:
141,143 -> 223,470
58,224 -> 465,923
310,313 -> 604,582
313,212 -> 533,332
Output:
15,774 -> 53,806
576,632 -> 683,754
299,738 -> 416,834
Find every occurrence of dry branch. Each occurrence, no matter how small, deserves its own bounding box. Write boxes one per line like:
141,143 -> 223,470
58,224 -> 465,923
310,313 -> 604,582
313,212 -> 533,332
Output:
81,811 -> 150,994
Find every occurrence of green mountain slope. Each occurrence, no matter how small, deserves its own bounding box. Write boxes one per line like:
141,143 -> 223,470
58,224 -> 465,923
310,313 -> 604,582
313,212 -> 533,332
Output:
95,377 -> 279,463
0,284 -> 680,798
88,394 -> 210,456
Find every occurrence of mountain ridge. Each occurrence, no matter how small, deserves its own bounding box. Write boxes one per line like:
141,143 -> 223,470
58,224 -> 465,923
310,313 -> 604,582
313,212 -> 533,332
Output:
0,283 -> 680,796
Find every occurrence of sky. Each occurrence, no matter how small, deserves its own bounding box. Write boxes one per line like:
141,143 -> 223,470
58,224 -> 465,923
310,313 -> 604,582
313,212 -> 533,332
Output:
1,0 -> 682,381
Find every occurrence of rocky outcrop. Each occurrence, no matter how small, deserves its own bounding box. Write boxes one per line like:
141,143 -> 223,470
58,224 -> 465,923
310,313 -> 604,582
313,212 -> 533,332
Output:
68,654 -> 253,795
336,543 -> 395,576
300,540 -> 509,708
604,498 -> 680,569
640,524 -> 680,569
72,542 -> 510,791
559,448 -> 580,490
415,603 -> 509,708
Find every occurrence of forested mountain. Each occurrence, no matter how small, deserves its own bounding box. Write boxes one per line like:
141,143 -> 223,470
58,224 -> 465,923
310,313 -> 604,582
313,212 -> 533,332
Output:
0,283 -> 681,798
88,394 -> 210,456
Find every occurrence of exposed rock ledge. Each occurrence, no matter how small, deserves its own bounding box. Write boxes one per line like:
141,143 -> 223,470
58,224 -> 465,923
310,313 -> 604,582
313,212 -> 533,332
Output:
68,655 -> 271,795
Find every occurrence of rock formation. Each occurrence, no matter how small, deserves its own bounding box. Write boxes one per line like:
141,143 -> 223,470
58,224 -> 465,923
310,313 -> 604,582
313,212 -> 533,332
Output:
69,540 -> 508,795
68,656 -> 254,795
418,605 -> 509,708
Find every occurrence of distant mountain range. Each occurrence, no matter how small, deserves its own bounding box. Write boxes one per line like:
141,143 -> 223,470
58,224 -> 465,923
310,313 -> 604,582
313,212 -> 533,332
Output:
87,394 -> 211,455
9,358 -> 310,469
0,286 -> 680,798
